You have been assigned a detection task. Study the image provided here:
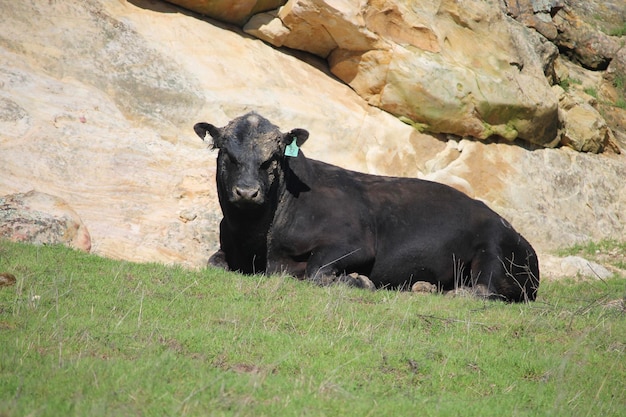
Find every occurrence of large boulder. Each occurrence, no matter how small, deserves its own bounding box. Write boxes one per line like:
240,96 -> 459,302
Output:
555,86 -> 614,153
539,254 -> 613,280
245,0 -> 560,146
0,191 -> 91,252
165,0 -> 286,25
552,56 -> 623,153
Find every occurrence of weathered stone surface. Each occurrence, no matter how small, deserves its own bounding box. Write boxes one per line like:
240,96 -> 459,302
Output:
245,0 -> 560,146
552,57 -> 623,153
540,254 -> 613,280
555,86 -> 613,152
165,0 -> 286,25
552,6 -> 622,70
607,45 -> 626,93
563,0 -> 626,40
505,13 -> 561,83
507,1 -> 626,75
504,0 -> 564,40
0,191 -> 91,252
508,1 -> 626,149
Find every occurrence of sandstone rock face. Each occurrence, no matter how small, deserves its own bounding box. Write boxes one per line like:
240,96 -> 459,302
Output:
555,85 -> 613,153
245,0 -> 560,146
0,191 -> 91,252
552,7 -> 622,70
0,0 -> 625,278
172,0 -> 625,154
0,0 -> 436,267
552,57 -> 624,153
504,0 -> 564,40
540,254 -> 613,280
165,0 -> 286,25
566,0 -> 626,35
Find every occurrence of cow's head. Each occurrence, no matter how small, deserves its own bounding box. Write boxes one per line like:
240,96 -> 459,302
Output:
194,112 -> 309,209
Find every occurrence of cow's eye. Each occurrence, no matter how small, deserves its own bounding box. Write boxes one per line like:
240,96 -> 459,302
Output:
222,152 -> 238,166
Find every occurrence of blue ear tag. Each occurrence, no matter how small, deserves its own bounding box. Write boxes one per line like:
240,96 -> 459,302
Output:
284,137 -> 299,157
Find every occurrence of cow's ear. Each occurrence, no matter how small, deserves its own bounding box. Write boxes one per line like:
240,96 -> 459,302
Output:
284,128 -> 309,147
194,122 -> 222,147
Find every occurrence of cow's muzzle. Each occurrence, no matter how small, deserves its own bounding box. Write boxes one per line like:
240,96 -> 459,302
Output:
231,185 -> 264,206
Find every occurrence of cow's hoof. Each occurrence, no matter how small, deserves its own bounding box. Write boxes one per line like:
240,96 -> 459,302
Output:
471,284 -> 494,298
444,286 -> 474,298
208,250 -> 229,270
346,273 -> 376,290
411,281 -> 437,293
444,284 -> 502,300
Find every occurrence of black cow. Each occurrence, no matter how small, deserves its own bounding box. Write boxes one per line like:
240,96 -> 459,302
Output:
194,112 -> 540,302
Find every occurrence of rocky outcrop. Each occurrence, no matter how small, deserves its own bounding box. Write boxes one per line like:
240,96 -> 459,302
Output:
504,0 -> 564,41
0,0 -> 625,276
504,0 -> 626,152
0,191 -> 91,252
244,0 -> 560,147
168,0 -> 626,154
552,7 -> 622,70
555,85 -> 614,153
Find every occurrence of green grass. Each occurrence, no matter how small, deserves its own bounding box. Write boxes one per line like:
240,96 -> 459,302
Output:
611,75 -> 626,109
1,240 -> 625,416
558,77 -> 581,92
609,23 -> 626,37
583,87 -> 598,98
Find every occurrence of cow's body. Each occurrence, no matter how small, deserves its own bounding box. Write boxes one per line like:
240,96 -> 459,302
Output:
194,112 -> 540,302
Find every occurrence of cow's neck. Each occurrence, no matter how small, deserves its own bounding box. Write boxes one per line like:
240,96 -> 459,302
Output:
281,152 -> 313,200
220,190 -> 278,233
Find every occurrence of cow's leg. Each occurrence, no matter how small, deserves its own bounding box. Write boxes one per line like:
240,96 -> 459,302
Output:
466,253 -> 508,301
208,249 -> 229,270
470,249 -> 538,302
304,246 -> 375,290
493,248 -> 539,302
310,272 -> 375,289
335,273 -> 376,289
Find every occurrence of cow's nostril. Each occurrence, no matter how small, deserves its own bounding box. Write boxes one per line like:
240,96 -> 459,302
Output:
235,187 -> 260,201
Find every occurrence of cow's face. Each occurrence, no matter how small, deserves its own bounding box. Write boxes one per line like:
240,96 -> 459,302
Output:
194,112 -> 309,209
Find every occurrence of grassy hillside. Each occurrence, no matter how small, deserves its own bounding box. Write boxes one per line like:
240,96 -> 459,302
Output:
1,240 -> 625,416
